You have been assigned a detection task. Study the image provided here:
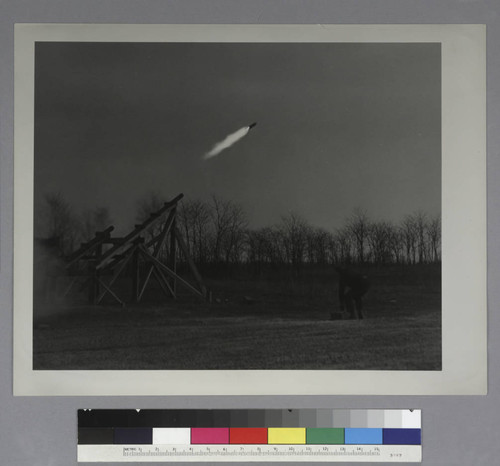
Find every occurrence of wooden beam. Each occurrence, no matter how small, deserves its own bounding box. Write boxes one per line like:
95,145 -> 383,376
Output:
144,214 -> 174,249
107,238 -> 126,245
98,244 -> 136,272
94,243 -> 103,303
138,210 -> 176,300
174,227 -> 207,295
138,245 -> 204,299
66,226 -> 114,267
151,210 -> 176,256
96,194 -> 184,270
152,267 -> 176,299
61,277 -> 78,298
88,242 -> 103,304
169,215 -> 178,295
96,277 -> 124,305
96,245 -> 136,304
132,245 -> 140,303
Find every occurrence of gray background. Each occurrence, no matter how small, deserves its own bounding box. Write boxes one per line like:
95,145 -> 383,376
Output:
0,1 -> 497,465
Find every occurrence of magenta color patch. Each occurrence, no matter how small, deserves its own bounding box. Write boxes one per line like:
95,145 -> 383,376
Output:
191,428 -> 230,444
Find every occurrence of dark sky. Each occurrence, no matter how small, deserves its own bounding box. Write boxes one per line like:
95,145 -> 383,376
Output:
34,42 -> 441,234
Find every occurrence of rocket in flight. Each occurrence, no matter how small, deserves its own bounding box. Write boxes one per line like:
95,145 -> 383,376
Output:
203,122 -> 258,160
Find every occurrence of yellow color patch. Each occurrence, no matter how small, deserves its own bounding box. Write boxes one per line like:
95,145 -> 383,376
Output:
268,428 -> 306,444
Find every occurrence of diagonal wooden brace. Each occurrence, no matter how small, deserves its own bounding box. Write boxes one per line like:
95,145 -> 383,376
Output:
138,245 -> 205,299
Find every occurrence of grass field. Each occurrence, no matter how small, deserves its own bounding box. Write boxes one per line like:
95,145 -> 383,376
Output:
33,264 -> 441,370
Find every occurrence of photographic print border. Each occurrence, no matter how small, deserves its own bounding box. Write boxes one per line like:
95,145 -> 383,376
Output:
13,23 -> 486,395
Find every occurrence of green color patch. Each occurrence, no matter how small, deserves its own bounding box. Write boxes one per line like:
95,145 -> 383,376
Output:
306,428 -> 344,444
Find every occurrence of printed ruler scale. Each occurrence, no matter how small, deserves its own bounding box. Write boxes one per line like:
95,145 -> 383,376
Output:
78,409 -> 422,463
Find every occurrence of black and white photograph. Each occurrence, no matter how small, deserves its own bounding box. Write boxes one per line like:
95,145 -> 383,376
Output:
13,25 -> 486,395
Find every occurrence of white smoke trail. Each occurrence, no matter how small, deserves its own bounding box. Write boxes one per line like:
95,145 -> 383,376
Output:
203,126 -> 250,160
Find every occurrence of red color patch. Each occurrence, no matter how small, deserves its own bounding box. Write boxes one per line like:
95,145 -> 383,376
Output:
230,428 -> 268,444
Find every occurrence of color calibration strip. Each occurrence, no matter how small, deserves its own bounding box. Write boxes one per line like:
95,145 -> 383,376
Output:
78,409 -> 421,463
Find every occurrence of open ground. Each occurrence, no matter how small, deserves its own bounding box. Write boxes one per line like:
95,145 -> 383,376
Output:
33,264 -> 441,370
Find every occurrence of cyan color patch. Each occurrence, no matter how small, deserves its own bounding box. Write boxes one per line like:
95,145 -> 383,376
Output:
345,428 -> 383,444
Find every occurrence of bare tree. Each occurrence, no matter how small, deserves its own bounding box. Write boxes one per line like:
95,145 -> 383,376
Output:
367,221 -> 394,264
178,199 -> 212,264
401,214 -> 418,264
136,192 -> 164,224
245,228 -> 265,265
414,211 -> 429,263
209,196 -> 248,265
306,227 -> 331,265
262,226 -> 287,265
346,209 -> 370,263
388,226 -> 404,264
279,212 -> 311,272
334,227 -> 354,264
427,214 -> 441,263
134,191 -> 171,262
81,207 -> 112,241
326,232 -> 340,264
43,192 -> 81,255
224,206 -> 248,264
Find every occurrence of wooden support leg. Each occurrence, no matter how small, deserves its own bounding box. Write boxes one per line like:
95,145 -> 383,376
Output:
88,264 -> 97,305
169,218 -> 177,297
96,246 -> 135,304
174,227 -> 207,298
138,245 -> 204,299
132,245 -> 140,303
138,211 -> 175,301
153,267 -> 176,299
93,244 -> 102,304
97,277 -> 124,306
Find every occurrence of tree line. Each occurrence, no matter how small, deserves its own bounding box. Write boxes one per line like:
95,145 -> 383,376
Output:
39,192 -> 441,268
174,198 -> 441,268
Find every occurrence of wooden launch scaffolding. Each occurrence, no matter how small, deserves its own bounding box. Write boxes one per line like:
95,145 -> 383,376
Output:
65,193 -> 210,305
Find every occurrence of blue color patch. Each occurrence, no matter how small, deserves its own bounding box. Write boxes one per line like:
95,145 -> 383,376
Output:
383,428 -> 421,445
345,428 -> 383,444
114,427 -> 153,444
